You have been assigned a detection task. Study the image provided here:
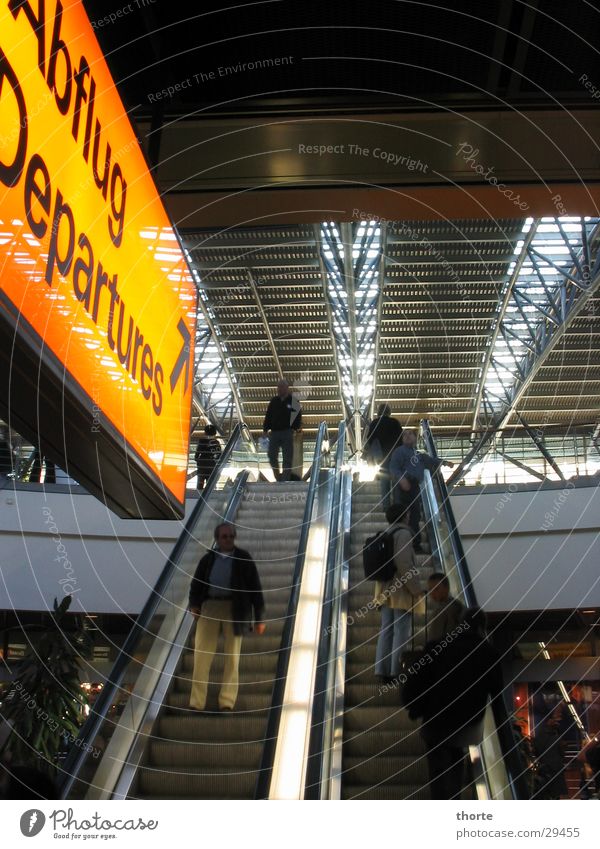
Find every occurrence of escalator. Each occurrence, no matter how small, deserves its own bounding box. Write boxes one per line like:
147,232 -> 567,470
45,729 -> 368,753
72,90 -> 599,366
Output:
131,480 -> 308,799
309,419 -> 527,800
58,422 -> 331,800
340,479 -> 433,799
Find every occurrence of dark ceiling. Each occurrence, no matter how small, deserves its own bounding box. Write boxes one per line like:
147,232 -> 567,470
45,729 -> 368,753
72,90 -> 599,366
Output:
83,0 -> 600,118
79,0 -> 600,460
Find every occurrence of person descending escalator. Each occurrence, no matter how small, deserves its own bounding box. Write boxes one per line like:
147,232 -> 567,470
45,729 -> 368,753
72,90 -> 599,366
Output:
389,429 -> 454,552
372,503 -> 423,684
425,572 -> 466,643
362,404 -> 403,510
262,379 -> 302,482
402,607 -> 504,800
194,424 -> 222,491
532,712 -> 568,799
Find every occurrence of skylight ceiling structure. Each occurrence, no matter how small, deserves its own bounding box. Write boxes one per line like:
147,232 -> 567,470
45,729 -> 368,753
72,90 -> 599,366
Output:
449,215 -> 600,484
184,226 -> 342,435
182,217 -> 600,455
376,218 -> 526,432
318,221 -> 384,447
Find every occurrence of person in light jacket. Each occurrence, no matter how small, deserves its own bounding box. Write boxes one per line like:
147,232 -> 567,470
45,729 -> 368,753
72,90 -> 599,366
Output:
374,503 -> 423,682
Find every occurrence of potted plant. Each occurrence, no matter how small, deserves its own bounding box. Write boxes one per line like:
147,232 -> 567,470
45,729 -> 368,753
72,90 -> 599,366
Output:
0,595 -> 93,776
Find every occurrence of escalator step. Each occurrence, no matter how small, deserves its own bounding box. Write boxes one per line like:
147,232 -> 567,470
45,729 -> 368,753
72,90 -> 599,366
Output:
167,682 -> 274,708
158,714 -> 268,742
148,740 -> 264,768
342,754 -> 429,785
341,783 -> 431,800
343,728 -> 425,758
135,765 -> 257,799
344,683 -> 407,708
344,705 -> 417,733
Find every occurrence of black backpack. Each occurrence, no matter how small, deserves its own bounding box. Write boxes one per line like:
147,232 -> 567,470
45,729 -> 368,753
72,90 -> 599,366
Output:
362,529 -> 397,581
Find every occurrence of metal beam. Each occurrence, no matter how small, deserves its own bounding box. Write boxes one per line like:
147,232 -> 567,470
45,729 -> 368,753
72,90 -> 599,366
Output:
186,237 -> 315,250
193,260 -> 320,271
470,219 -> 540,432
507,0 -> 539,98
486,0 -> 513,93
449,218 -> 600,485
313,225 -> 349,425
246,270 -> 284,381
514,412 -> 565,480
340,222 -> 363,449
195,293 -> 246,427
496,451 -> 549,482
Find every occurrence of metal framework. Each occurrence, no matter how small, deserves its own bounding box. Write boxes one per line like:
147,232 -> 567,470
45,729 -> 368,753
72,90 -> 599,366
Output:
246,270 -> 284,382
314,225 -> 350,424
183,226 -> 340,436
175,216 -> 599,463
189,260 -> 246,435
319,220 -> 384,448
449,216 -> 600,485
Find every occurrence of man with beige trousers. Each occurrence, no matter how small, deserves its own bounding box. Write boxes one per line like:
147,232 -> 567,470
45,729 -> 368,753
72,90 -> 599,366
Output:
188,522 -> 265,712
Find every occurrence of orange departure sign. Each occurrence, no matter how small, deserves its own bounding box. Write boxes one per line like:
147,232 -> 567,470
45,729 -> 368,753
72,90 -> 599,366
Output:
0,0 -> 197,518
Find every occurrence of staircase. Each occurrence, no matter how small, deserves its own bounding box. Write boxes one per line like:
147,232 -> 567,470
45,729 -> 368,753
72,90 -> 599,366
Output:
132,481 -> 308,799
340,479 -> 433,799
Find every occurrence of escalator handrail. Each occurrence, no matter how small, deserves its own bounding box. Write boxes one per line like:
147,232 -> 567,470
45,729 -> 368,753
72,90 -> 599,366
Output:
420,418 -> 528,799
304,421 -> 346,798
57,422 -> 251,797
107,468 -> 253,801
253,421 -> 329,799
420,419 -> 476,607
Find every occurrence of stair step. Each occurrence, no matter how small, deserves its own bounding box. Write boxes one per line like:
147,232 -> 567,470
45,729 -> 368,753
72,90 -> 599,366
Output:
344,683 -> 407,708
344,705 -> 417,733
343,728 -> 425,757
148,740 -> 264,769
135,765 -> 257,799
341,783 -> 431,800
342,754 -> 429,785
158,713 -> 268,742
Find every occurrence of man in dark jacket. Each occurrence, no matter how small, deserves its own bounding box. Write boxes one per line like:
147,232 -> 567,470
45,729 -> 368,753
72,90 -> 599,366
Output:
194,423 -> 222,490
262,379 -> 302,482
402,607 -> 504,799
362,404 -> 403,509
188,522 -> 265,712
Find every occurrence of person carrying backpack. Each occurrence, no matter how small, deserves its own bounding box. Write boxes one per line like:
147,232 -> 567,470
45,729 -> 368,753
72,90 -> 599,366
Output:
372,503 -> 422,683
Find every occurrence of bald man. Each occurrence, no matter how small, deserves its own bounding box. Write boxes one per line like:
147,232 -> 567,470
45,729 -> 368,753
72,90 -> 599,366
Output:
262,379 -> 302,481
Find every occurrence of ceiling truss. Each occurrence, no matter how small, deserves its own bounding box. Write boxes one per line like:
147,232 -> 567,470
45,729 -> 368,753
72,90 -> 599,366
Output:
449,217 -> 600,485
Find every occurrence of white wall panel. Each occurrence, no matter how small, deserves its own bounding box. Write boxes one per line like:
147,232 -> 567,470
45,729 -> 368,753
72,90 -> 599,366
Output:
451,482 -> 600,612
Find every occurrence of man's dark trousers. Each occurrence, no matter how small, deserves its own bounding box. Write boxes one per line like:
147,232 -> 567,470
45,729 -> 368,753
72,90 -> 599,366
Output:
268,429 -> 293,481
393,478 -> 422,548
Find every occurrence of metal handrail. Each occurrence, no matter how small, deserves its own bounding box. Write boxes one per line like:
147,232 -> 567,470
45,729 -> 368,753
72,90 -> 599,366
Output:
253,421 -> 329,799
304,421 -> 347,799
57,423 -> 250,798
420,418 -> 529,800
420,420 -> 476,607
107,469 -> 252,800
